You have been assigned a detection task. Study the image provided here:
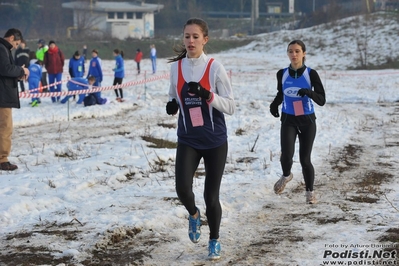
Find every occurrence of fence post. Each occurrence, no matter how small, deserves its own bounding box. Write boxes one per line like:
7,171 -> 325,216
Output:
67,99 -> 70,121
144,70 -> 147,101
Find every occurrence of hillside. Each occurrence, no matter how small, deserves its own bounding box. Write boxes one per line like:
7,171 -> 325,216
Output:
25,12 -> 399,68
228,12 -> 399,70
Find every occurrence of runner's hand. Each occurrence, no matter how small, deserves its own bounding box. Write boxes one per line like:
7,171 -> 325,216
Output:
297,88 -> 311,97
270,102 -> 279,118
187,82 -> 211,100
166,98 -> 178,115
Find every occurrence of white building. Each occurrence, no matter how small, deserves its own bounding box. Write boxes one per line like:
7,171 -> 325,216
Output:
62,1 -> 164,40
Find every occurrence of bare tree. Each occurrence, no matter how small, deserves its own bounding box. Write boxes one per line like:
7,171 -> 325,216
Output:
74,9 -> 103,38
17,0 -> 38,37
355,14 -> 371,68
65,1 -> 104,39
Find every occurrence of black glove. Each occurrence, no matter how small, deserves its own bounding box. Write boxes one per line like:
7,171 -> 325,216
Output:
166,98 -> 178,115
187,82 -> 211,99
270,102 -> 279,118
297,88 -> 311,98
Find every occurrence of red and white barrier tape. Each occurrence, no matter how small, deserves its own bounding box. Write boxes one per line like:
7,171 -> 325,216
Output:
27,79 -> 69,93
19,73 -> 170,98
20,69 -> 399,98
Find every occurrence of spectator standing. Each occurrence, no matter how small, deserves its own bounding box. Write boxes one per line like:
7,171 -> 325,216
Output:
150,44 -> 156,74
87,49 -> 102,87
14,40 -> 30,92
86,49 -> 104,101
69,50 -> 85,78
134,48 -> 143,74
82,44 -> 87,62
112,49 -> 124,102
28,59 -> 43,107
0,28 -> 30,171
44,40 -> 65,103
28,51 -> 37,66
36,39 -> 48,92
69,50 -> 85,100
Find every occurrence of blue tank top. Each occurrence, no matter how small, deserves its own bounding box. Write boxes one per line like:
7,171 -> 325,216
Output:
282,67 -> 314,116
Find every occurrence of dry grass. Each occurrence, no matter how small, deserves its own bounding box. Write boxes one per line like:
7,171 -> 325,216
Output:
141,135 -> 177,149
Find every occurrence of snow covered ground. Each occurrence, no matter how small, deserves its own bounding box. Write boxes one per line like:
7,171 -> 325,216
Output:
1,12 -> 399,265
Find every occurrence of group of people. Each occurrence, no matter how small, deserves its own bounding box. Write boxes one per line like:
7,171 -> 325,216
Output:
14,40 -> 158,106
63,48 -> 107,106
1,18 -> 326,262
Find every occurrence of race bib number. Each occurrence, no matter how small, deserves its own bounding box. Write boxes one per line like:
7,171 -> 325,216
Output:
189,107 -> 204,127
293,100 -> 304,116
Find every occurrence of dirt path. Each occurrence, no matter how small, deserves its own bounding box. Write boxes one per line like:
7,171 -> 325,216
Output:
1,103 -> 398,265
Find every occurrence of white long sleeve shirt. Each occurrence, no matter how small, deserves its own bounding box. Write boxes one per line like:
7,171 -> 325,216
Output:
168,52 -> 235,116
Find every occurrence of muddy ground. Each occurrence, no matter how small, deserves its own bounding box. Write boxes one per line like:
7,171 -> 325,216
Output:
0,102 -> 398,266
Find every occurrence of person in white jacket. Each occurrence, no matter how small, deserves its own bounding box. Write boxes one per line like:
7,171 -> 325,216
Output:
166,17 -> 235,261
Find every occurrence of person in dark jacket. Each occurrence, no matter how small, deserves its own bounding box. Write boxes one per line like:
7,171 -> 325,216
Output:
14,40 -> 30,92
0,28 -> 30,171
44,40 -> 65,103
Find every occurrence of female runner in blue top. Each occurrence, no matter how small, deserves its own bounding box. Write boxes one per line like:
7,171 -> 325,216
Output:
270,40 -> 326,204
166,18 -> 235,260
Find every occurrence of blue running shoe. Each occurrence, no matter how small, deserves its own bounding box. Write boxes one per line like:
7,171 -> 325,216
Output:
208,239 -> 221,260
188,207 -> 201,243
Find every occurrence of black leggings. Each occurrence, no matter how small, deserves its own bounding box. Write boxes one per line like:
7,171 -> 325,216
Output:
113,77 -> 123,98
41,72 -> 48,92
136,62 -> 140,74
280,123 -> 316,191
18,80 -> 25,92
175,141 -> 228,240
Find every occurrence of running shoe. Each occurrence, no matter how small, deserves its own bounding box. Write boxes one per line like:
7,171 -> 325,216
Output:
188,207 -> 201,243
273,173 -> 293,194
306,191 -> 317,204
208,239 -> 221,260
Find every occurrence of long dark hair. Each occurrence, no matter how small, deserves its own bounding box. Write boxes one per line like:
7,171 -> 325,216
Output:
287,40 -> 306,63
168,18 -> 209,63
114,49 -> 124,58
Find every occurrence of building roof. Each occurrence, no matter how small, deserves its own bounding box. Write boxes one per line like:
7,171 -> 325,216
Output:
62,1 -> 164,13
